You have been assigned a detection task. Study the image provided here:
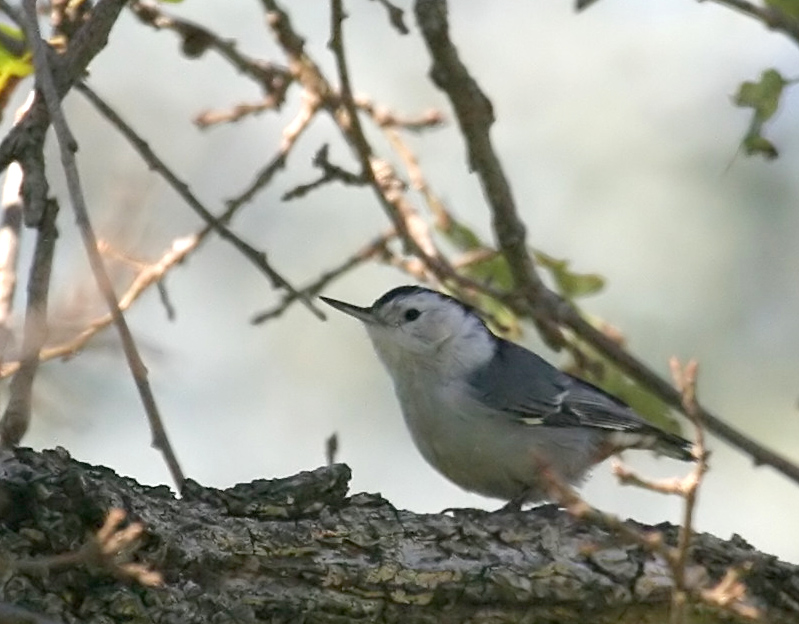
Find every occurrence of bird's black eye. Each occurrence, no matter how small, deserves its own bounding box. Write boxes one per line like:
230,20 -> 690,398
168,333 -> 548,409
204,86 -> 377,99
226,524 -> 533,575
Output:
403,308 -> 421,322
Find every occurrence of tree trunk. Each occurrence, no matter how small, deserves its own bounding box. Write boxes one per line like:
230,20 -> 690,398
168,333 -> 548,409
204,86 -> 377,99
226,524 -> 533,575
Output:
0,447 -> 796,623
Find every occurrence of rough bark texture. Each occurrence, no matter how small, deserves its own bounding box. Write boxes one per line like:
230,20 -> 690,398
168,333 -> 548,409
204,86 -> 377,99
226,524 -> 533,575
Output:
0,447 -> 797,623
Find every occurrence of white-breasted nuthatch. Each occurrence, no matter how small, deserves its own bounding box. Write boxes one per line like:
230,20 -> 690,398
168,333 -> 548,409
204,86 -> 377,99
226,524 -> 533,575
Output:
322,285 -> 693,505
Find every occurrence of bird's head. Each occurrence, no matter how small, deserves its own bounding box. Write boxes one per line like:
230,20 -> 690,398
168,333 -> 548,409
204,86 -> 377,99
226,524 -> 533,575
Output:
321,286 -> 496,378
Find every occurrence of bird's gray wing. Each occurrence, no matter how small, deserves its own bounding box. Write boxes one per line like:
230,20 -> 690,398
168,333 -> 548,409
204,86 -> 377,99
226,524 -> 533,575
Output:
467,339 -> 656,432
466,339 -> 566,420
466,339 -> 693,460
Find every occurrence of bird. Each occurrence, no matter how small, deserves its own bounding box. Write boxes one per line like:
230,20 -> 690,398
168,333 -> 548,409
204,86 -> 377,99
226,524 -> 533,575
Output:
321,285 -> 694,506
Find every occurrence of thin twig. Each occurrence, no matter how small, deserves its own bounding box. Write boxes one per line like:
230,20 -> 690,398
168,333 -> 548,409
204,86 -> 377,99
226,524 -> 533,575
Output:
12,508 -> 162,586
251,229 -> 396,323
668,358 -> 710,624
75,81 -> 324,320
0,235 -> 198,378
356,96 -> 444,131
368,0 -> 409,35
21,0 -> 185,491
325,432 -> 339,466
225,89 -> 321,213
612,462 -> 688,496
0,199 -> 57,448
282,143 -> 366,201
194,98 -> 278,128
414,0 -> 562,348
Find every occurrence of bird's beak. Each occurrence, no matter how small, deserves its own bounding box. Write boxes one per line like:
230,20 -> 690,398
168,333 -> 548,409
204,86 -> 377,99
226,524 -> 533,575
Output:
320,296 -> 377,325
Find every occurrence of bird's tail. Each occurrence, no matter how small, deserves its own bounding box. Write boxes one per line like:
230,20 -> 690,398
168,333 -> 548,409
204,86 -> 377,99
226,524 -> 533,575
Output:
609,429 -> 695,462
648,429 -> 696,462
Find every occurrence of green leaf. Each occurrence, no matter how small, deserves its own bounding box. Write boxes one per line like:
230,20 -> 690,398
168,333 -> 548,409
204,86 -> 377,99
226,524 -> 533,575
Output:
533,249 -> 605,300
742,132 -> 779,159
734,69 -> 786,122
443,219 -> 483,252
463,254 -> 515,290
733,69 -> 788,160
0,25 -> 32,121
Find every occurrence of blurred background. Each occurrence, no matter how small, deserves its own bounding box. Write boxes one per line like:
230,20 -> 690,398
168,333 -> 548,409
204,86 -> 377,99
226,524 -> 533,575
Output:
5,1 -> 799,561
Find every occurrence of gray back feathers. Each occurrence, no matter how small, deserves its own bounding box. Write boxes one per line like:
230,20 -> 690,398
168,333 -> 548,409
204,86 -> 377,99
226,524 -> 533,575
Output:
467,339 -> 693,461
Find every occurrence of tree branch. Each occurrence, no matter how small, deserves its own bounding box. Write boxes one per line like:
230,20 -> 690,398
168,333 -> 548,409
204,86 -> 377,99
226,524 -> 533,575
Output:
20,0 -> 185,491
0,198 -> 57,448
413,0 -> 564,348
2,447 -> 796,623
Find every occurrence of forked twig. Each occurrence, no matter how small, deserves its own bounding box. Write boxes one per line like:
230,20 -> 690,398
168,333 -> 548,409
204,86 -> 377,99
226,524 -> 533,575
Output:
12,508 -> 161,587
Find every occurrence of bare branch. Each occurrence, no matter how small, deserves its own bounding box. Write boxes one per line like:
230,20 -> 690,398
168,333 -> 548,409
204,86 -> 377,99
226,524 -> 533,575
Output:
130,0 -> 294,96
259,0 -> 446,286
369,0 -> 409,35
414,0 -> 563,348
225,89 -> 321,212
20,0 -> 185,491
251,229 -> 396,324
328,0 -> 441,263
282,143 -> 366,201
0,199 -> 57,448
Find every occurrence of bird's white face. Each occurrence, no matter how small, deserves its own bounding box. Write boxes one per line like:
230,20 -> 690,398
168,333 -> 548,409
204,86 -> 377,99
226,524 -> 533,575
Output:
323,287 -> 496,380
